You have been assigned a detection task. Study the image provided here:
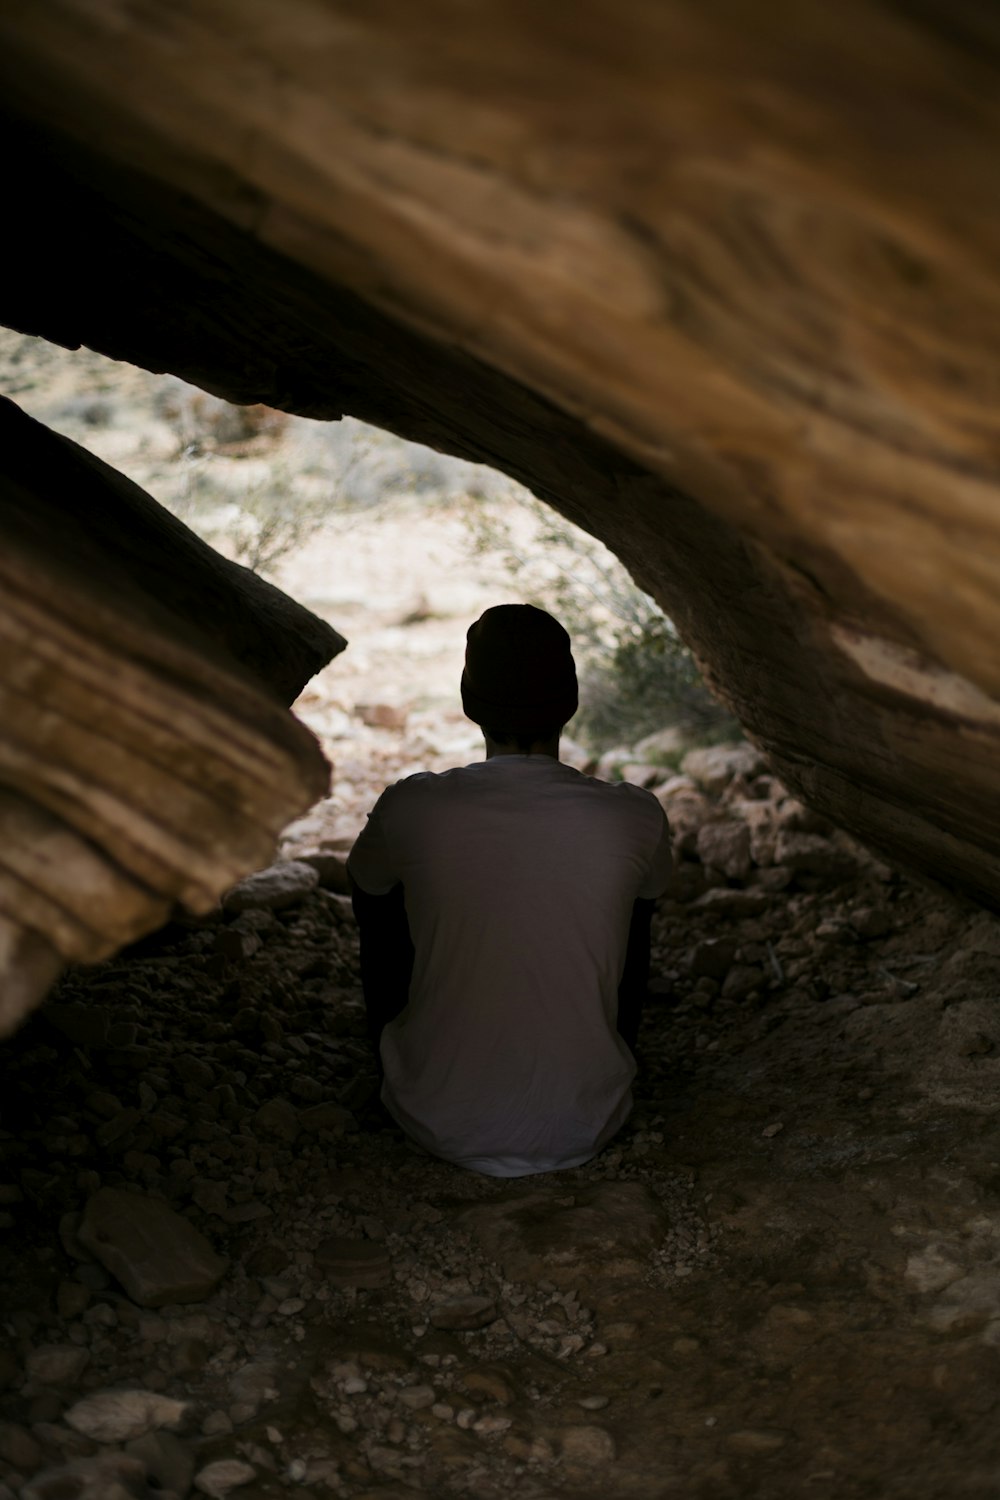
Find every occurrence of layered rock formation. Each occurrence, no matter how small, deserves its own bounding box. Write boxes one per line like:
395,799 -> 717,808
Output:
0,388 -> 341,1033
0,0 -> 999,1012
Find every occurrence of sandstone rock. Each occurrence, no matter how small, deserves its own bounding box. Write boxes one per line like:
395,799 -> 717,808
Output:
729,797 -> 779,865
722,964 -> 765,1001
297,850 -> 350,894
681,743 -> 767,795
689,939 -> 737,981
428,1295 -> 498,1331
617,762 -> 660,788
214,926 -> 261,963
222,860 -> 319,913
317,889 -> 355,923
696,819 -> 752,880
775,798 -> 834,836
95,1105 -> 142,1146
726,1428 -> 787,1453
690,886 -> 770,918
458,1181 -> 669,1287
773,831 -> 856,880
78,1188 -> 228,1307
20,1454 -> 148,1500
356,701 -> 408,730
314,1237 -> 391,1289
25,1342 -> 90,1385
653,781 -> 710,841
848,905 -> 891,939
924,1272 -> 1000,1335
459,1364 -> 517,1405
594,746 -> 632,781
558,1424 -> 617,1463
654,773 -> 699,799
666,862 -> 710,903
227,1358 -> 281,1415
397,1383 -> 435,1410
938,1000 -> 1000,1060
298,1101 -> 355,1133
125,1430 -> 196,1495
252,1096 -> 301,1143
193,1458 -> 258,1496
633,726 -> 693,761
0,1422 -> 42,1472
64,1388 -> 189,1442
904,1245 -> 965,1295
191,1178 -> 228,1215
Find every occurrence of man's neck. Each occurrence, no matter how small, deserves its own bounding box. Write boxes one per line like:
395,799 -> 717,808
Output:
483,732 -> 561,760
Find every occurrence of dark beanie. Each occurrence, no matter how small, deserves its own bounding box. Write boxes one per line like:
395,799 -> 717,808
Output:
461,603 -> 578,731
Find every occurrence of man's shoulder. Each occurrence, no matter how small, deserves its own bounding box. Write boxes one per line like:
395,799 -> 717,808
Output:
573,767 -> 665,810
377,762 -> 481,805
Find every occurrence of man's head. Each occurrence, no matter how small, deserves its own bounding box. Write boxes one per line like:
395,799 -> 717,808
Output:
461,604 -> 578,749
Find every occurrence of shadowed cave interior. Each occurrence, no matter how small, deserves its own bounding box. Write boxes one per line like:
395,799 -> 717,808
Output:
4,343 -> 1000,1500
3,3 -> 1000,1496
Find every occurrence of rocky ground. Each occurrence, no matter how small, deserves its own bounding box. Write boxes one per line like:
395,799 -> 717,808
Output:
3,743 -> 1000,1500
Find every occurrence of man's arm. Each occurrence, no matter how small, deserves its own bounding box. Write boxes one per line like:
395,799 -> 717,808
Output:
616,897 -> 656,1055
350,878 -> 415,1062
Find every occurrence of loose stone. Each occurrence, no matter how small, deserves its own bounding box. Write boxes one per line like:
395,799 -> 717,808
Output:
64,1388 -> 189,1442
124,1430 -> 196,1495
78,1187 -> 228,1307
314,1236 -> 391,1289
25,1342 -> 91,1385
398,1383 -> 435,1410
194,1457 -> 258,1496
726,1429 -> 788,1454
0,1423 -> 42,1472
473,1413 -> 512,1435
20,1453 -> 147,1500
222,861 -> 319,913
428,1294 -> 498,1331
559,1424 -> 617,1464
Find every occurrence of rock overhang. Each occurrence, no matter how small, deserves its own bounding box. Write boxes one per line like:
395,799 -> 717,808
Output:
0,0 -> 998,1010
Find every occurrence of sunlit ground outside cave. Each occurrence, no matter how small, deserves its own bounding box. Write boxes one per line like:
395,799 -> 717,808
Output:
3,332 -> 1000,1500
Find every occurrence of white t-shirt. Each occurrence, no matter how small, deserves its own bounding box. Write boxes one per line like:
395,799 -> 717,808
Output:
347,754 -> 672,1176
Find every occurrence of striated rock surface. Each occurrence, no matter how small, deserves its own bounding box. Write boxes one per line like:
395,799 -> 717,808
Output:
0,0 -> 998,918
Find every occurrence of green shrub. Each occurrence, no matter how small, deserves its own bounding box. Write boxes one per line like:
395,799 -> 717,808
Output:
463,491 -> 738,752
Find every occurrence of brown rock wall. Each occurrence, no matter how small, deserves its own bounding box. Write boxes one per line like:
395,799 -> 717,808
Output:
0,2 -> 999,908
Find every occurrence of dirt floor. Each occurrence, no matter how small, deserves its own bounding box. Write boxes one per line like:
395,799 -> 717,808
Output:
4,754 -> 1000,1499
4,336 -> 1000,1498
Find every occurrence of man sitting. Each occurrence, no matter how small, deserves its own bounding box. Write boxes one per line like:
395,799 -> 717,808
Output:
348,603 -> 672,1176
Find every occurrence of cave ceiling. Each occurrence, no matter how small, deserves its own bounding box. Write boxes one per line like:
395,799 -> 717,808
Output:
1,0 -> 1000,998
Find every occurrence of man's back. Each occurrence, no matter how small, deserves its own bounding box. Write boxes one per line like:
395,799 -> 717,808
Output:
349,753 -> 671,1175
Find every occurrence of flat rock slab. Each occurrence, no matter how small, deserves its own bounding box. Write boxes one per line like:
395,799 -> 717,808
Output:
194,1457 -> 258,1496
222,860 -> 319,912
64,1388 -> 189,1442
428,1294 -> 498,1332
457,1181 -> 670,1288
21,1452 -> 148,1500
315,1236 -> 391,1289
79,1187 -> 227,1307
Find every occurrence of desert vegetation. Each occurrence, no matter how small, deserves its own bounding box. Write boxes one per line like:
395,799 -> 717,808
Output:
2,328 -> 734,758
